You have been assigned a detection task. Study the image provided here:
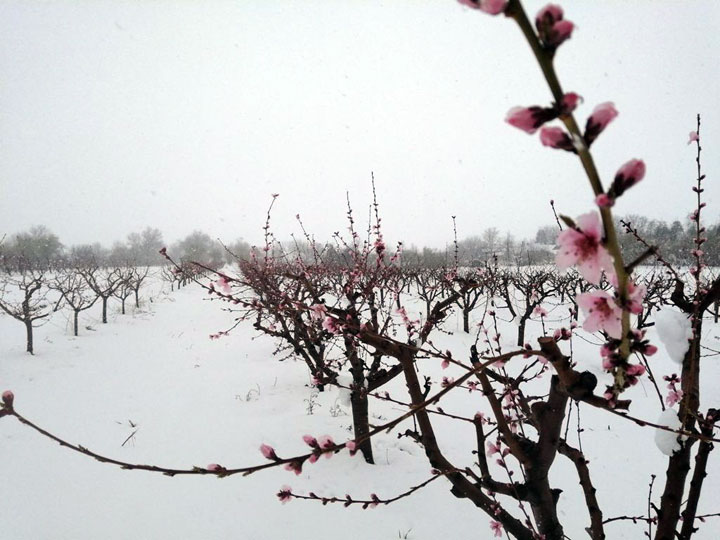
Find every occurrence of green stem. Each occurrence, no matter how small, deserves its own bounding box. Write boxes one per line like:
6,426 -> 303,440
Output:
507,0 -> 631,392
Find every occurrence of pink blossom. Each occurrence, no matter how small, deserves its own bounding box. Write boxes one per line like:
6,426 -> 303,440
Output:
584,102 -> 618,146
554,327 -> 572,341
322,316 -> 342,335
625,363 -> 646,377
539,126 -> 575,152
688,131 -> 699,144
576,290 -> 623,339
595,193 -> 614,208
318,435 -> 335,457
457,0 -> 508,15
309,303 -> 327,321
615,159 -> 645,186
206,463 -> 224,472
441,358 -> 450,369
490,520 -> 504,537
535,3 -> 563,28
302,435 -> 318,448
626,280 -> 646,314
610,159 -> 646,200
260,443 -> 279,461
2,390 -> 14,408
346,440 -> 357,453
666,389 -> 683,407
535,4 -> 573,49
555,212 -> 613,284
487,441 -> 501,455
215,276 -> 232,294
374,238 -> 386,256
505,106 -> 556,134
561,92 -> 582,114
601,355 -> 614,371
277,485 -> 293,504
547,19 -> 574,47
608,274 -> 645,315
533,305 -> 548,317
284,461 -> 303,475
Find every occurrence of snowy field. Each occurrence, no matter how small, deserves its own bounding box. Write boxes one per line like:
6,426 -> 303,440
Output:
2,272 -> 719,540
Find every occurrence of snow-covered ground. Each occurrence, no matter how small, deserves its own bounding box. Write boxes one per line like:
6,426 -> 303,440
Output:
1,274 -> 719,539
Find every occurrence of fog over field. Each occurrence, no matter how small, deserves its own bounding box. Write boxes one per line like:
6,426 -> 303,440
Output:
2,0 -> 719,248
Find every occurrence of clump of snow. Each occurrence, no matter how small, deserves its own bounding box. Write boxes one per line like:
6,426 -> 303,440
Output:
654,308 -> 692,364
654,408 -> 687,456
336,374 -> 353,407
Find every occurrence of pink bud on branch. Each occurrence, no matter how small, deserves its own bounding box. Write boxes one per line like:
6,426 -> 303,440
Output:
284,461 -> 303,475
260,443 -> 279,461
560,92 -> 582,115
535,4 -> 574,52
539,126 -> 576,152
2,390 -> 14,409
457,0 -> 508,16
277,486 -> 293,504
584,102 -> 618,146
302,435 -> 318,448
346,440 -> 358,456
206,463 -> 227,475
505,105 -> 558,134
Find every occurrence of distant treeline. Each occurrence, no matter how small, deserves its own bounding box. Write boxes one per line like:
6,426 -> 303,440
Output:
2,214 -> 718,272
537,214 -> 720,267
0,226 -> 250,271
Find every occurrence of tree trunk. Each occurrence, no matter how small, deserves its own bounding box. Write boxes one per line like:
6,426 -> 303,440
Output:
462,308 -> 470,333
135,289 -> 140,308
102,296 -> 108,323
346,338 -> 374,464
121,298 -> 126,315
25,320 -> 33,354
74,310 -> 79,337
655,326 -> 702,540
517,316 -> 528,346
350,386 -> 373,464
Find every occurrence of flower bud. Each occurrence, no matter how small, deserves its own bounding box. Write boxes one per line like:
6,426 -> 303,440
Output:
540,126 -> 576,152
2,390 -> 14,409
584,102 -> 618,146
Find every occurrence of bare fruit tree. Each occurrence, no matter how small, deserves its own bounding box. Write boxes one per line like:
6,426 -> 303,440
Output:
81,266 -> 121,324
51,270 -> 100,336
0,268 -> 50,354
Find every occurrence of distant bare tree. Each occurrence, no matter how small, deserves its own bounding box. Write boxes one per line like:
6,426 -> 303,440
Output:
51,271 -> 99,336
111,267 -> 135,315
81,266 -> 121,323
0,268 -> 50,354
128,266 -> 151,308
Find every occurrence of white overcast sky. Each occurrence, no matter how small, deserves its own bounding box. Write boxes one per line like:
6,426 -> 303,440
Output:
2,0 -> 719,249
